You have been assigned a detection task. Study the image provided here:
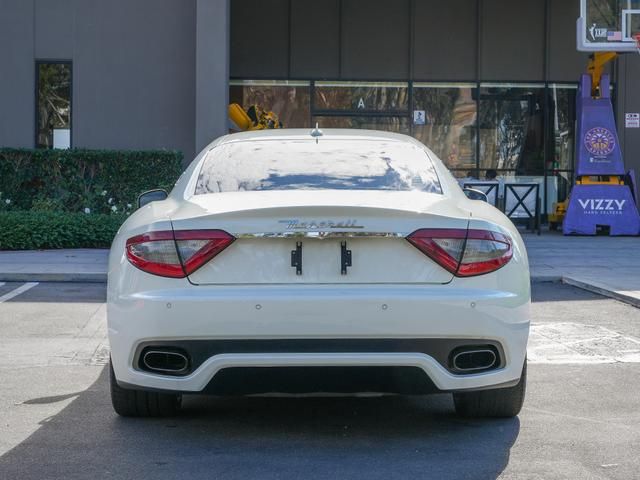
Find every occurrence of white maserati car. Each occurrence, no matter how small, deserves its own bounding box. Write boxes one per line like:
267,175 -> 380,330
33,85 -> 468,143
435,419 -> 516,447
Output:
107,129 -> 530,418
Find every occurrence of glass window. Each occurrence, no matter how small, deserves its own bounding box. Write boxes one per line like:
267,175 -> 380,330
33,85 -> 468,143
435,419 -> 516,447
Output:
229,80 -> 311,128
479,83 -> 545,175
36,62 -> 72,149
195,139 -> 442,194
314,81 -> 409,112
548,84 -> 577,204
412,83 -> 477,171
548,84 -> 576,172
312,116 -> 410,135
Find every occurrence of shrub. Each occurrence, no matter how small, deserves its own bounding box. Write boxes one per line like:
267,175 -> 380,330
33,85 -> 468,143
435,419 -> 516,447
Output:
0,148 -> 183,214
0,211 -> 126,250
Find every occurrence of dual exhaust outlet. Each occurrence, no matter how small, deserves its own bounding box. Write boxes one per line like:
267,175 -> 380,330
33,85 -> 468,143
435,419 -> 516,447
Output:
140,345 -> 499,376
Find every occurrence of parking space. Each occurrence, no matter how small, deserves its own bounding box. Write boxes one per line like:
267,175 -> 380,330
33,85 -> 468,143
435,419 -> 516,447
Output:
0,282 -> 639,479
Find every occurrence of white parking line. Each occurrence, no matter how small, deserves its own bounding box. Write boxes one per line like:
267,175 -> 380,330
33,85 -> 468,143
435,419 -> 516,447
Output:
0,282 -> 39,303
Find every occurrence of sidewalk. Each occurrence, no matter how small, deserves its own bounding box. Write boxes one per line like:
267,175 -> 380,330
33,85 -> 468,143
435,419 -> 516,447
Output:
0,249 -> 108,283
524,232 -> 640,307
0,232 -> 639,305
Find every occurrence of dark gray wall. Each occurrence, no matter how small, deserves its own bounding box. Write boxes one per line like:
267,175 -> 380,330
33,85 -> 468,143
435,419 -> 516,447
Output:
35,0 -> 74,59
230,0 -> 588,83
548,0 -> 590,81
72,0 -> 197,158
340,0 -> 410,79
413,0 -> 477,81
231,0 -> 289,78
290,0 -> 340,78
230,0 -> 411,80
196,0 -> 230,153
0,0 -> 35,148
1,0 -> 230,161
480,0 -> 545,81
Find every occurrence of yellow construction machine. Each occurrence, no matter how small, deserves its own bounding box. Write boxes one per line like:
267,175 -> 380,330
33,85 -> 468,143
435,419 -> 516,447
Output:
228,103 -> 283,131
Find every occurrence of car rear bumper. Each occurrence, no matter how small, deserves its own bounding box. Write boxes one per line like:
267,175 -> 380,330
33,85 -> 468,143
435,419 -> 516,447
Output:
108,283 -> 530,393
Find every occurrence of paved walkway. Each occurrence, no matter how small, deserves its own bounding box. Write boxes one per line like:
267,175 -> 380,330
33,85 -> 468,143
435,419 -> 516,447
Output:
524,232 -> 640,306
0,249 -> 108,283
0,232 -> 639,305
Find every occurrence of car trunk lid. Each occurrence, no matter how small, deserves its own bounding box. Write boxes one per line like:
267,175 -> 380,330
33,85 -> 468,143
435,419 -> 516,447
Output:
169,191 -> 469,285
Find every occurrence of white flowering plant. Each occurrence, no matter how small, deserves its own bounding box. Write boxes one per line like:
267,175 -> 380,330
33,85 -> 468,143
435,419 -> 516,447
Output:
0,192 -> 13,212
75,187 -> 136,216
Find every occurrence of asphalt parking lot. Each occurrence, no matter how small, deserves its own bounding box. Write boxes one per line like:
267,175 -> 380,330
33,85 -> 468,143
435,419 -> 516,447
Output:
0,282 -> 639,480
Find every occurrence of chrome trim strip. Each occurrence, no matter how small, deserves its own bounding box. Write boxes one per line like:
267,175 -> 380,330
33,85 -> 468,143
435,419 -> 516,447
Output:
232,231 -> 408,239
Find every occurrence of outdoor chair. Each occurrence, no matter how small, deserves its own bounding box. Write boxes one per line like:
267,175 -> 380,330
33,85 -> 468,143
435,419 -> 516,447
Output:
503,183 -> 541,235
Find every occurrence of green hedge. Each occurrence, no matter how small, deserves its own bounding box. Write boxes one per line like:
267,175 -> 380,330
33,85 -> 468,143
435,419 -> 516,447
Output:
0,148 -> 183,214
0,211 -> 126,250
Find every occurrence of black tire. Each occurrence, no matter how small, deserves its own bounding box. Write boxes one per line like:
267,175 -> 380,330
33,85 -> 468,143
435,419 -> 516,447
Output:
453,359 -> 527,418
109,360 -> 181,417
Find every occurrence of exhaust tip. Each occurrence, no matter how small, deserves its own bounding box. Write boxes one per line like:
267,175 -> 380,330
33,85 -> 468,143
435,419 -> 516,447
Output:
142,349 -> 190,375
450,347 -> 498,373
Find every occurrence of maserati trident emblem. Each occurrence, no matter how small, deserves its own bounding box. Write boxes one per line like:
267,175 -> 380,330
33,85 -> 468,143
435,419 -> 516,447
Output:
279,219 -> 364,230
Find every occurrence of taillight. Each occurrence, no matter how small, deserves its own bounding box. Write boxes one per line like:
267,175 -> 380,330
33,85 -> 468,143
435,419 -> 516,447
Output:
406,228 -> 512,277
126,230 -> 235,278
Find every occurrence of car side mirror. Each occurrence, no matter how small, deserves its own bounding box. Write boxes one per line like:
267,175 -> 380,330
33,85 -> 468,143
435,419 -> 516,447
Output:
137,189 -> 168,209
463,188 -> 488,202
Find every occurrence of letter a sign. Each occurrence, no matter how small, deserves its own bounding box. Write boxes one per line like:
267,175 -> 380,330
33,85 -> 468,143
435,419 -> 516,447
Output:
357,98 -> 365,109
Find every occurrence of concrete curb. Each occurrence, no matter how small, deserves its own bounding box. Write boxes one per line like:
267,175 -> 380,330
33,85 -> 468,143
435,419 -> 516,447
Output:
0,273 -> 107,283
530,275 -> 562,283
562,276 -> 640,309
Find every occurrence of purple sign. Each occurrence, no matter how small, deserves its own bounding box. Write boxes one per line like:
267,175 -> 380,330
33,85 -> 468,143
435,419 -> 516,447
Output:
564,74 -> 640,236
575,75 -> 625,177
563,185 -> 640,236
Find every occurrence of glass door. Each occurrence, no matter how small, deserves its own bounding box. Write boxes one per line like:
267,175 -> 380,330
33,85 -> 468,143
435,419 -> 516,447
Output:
478,83 -> 546,176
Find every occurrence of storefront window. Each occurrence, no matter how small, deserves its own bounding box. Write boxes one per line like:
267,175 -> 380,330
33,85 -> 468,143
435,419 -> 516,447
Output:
314,81 -> 409,112
229,80 -> 311,128
229,79 -> 580,216
479,83 -> 545,175
36,62 -> 72,149
412,83 -> 477,172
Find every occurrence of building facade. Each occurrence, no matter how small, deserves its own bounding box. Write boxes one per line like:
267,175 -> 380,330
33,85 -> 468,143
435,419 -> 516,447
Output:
1,0 -> 639,215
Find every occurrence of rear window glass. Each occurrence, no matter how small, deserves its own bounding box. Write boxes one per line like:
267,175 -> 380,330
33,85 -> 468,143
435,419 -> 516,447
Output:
195,139 -> 442,194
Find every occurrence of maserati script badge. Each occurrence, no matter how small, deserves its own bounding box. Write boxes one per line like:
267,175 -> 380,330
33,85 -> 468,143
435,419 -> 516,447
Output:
279,219 -> 364,230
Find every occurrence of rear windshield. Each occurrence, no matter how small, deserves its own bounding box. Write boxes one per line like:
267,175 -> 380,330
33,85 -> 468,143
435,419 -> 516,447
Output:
195,139 -> 442,195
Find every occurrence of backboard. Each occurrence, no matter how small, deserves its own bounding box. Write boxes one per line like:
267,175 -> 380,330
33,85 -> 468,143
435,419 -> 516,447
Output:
578,0 -> 640,52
